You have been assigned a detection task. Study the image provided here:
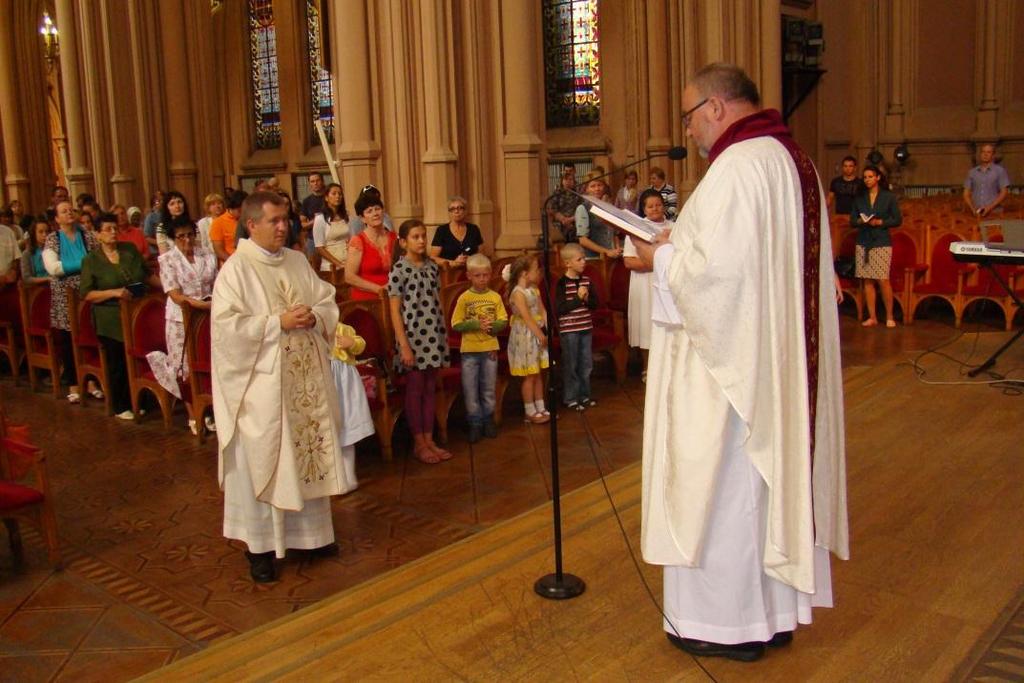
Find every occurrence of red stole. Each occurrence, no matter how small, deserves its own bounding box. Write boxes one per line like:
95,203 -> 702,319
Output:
709,109 -> 821,457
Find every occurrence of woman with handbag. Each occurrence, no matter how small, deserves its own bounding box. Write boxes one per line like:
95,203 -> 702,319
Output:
80,213 -> 157,419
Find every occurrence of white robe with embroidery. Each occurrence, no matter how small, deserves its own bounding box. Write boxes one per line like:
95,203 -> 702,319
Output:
213,238 -> 354,557
641,136 -> 849,642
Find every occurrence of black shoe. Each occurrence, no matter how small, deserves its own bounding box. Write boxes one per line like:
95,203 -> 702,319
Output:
307,542 -> 339,558
666,633 -> 765,662
483,418 -> 498,438
468,424 -> 483,444
581,398 -> 597,408
245,550 -> 276,583
767,631 -> 793,648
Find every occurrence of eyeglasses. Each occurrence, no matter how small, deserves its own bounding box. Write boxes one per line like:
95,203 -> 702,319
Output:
448,205 -> 466,212
681,98 -> 709,128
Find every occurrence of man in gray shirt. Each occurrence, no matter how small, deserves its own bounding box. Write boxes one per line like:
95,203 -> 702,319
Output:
964,143 -> 1010,217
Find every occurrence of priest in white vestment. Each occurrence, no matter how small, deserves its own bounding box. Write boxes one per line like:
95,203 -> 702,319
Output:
632,64 -> 849,662
212,191 -> 355,583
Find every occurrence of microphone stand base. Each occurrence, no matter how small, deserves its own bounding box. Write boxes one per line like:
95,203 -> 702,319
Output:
534,573 -> 586,600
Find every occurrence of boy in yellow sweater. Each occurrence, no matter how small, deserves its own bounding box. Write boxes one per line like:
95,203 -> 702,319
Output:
451,254 -> 508,443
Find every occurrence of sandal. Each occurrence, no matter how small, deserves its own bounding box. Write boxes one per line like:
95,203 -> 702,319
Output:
861,319 -> 878,327
527,412 -> 550,424
89,388 -> 105,400
413,445 -> 442,464
886,319 -> 897,328
67,392 -> 81,404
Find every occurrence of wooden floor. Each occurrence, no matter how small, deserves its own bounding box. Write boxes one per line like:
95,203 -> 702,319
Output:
142,324 -> 1024,682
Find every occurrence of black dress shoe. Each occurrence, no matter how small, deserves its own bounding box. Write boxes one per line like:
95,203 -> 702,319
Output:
245,550 -> 276,583
306,542 -> 339,558
666,633 -> 765,662
767,630 -> 793,647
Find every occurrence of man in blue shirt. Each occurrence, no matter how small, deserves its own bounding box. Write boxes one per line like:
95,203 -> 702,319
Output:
964,144 -> 1011,217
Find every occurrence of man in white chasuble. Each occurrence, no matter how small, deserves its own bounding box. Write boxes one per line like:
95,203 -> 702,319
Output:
212,191 -> 354,583
633,64 -> 848,662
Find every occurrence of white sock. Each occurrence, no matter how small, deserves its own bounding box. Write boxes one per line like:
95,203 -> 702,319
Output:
526,400 -> 538,415
535,399 -> 546,413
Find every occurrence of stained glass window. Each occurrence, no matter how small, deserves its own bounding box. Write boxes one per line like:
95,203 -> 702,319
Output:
542,0 -> 601,128
248,0 -> 281,149
305,0 -> 335,146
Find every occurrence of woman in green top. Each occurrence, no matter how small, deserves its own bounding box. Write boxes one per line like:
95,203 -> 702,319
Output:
80,213 -> 160,420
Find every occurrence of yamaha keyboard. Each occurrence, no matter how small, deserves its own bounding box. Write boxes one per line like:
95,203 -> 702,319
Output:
950,241 -> 1024,265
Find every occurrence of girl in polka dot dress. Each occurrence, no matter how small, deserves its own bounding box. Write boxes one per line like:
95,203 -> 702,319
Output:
388,219 -> 451,464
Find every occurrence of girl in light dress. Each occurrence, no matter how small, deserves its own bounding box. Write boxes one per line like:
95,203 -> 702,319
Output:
388,219 -> 451,464
505,255 -> 550,424
622,189 -> 672,382
329,323 -> 375,488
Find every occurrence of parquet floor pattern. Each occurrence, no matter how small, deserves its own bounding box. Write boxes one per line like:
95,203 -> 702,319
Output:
0,312 -> 1021,681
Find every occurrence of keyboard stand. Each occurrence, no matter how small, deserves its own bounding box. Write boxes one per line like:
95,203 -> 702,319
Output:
968,263 -> 1024,377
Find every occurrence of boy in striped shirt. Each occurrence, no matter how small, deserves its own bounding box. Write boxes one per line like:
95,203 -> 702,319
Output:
556,243 -> 598,411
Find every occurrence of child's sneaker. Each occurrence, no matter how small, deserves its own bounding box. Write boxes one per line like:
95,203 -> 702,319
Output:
483,418 -> 498,438
581,398 -> 597,408
566,401 -> 579,411
468,424 -> 483,444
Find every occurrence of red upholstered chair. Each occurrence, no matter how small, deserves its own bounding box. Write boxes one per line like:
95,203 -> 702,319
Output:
835,231 -> 864,321
181,303 -> 214,443
18,282 -> 61,397
121,293 -> 175,428
606,257 -> 630,317
0,436 -> 60,568
0,285 -> 24,382
907,231 -> 971,326
436,281 -> 472,442
889,231 -> 927,324
67,290 -> 111,414
581,262 -> 627,384
339,299 -> 401,460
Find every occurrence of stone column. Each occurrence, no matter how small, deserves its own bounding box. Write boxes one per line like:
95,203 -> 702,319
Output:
98,0 -> 135,206
757,0 -> 782,112
55,0 -> 94,196
157,0 -> 198,206
418,0 -> 457,227
333,0 -> 380,194
645,0 -> 672,155
457,1 -> 494,242
496,0 -> 544,251
973,0 -> 1000,138
881,0 -> 906,139
0,0 -> 30,202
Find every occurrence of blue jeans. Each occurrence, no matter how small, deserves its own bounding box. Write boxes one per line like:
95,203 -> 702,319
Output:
560,330 -> 592,404
461,351 -> 497,425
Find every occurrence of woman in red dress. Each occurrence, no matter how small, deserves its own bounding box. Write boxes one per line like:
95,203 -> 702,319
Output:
344,193 -> 397,301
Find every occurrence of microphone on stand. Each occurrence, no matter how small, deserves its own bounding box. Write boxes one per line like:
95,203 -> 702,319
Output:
533,143 -> 687,601
575,146 -> 688,191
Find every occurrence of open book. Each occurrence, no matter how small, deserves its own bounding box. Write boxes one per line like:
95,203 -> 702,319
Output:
583,195 -> 664,243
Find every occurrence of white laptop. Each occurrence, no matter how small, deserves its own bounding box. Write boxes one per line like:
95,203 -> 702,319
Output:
980,220 -> 1024,251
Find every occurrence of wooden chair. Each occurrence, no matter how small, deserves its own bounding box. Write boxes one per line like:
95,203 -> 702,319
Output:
907,231 -> 971,326
339,298 -> 400,460
67,290 -> 111,415
835,231 -> 864,321
181,303 -> 214,443
581,261 -> 627,384
437,281 -> 472,440
121,293 -> 175,428
889,231 -> 926,323
0,436 -> 60,568
18,282 -> 61,397
0,285 -> 24,382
